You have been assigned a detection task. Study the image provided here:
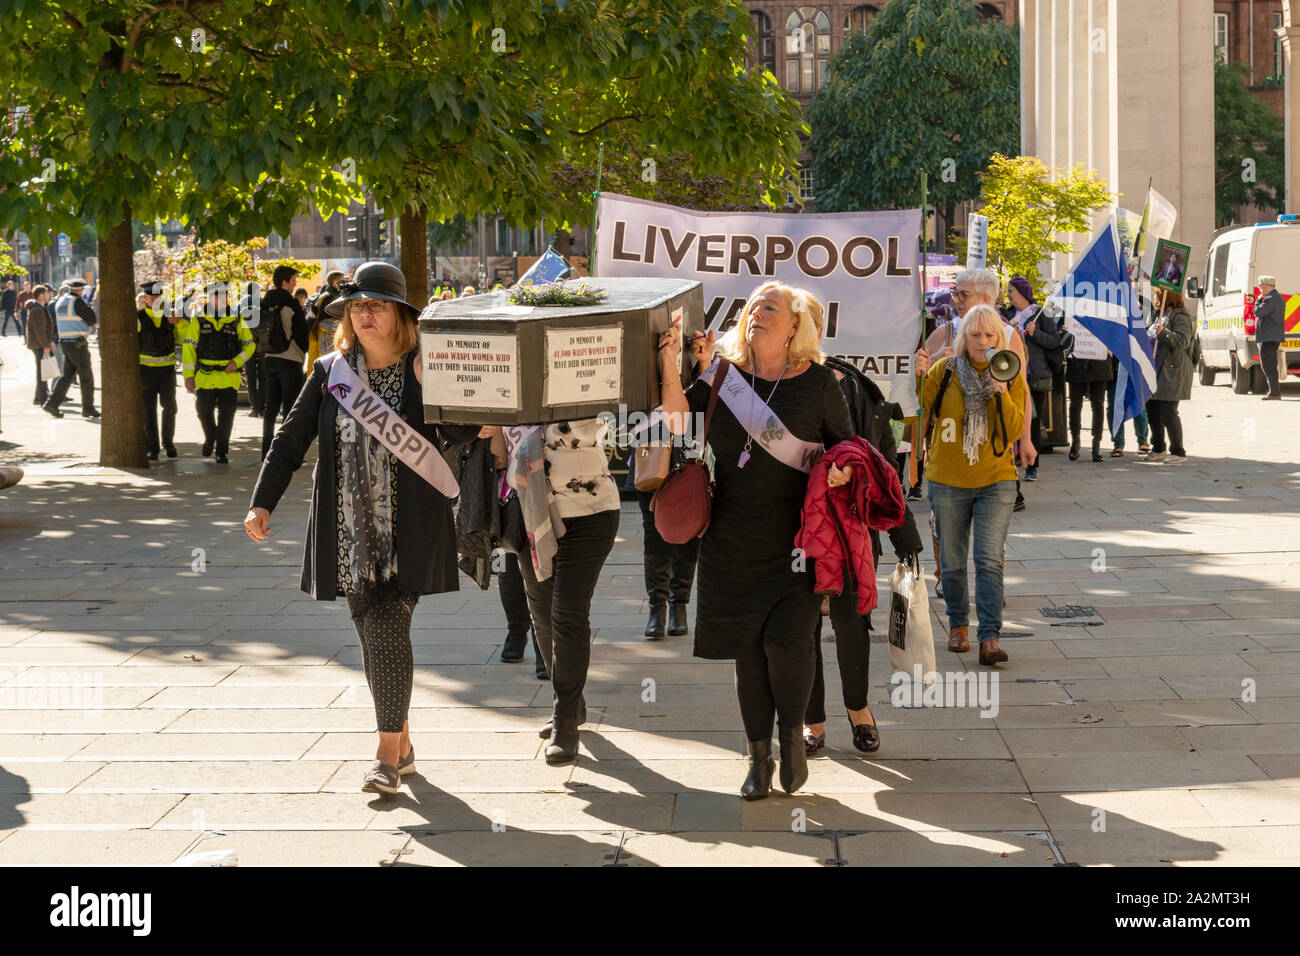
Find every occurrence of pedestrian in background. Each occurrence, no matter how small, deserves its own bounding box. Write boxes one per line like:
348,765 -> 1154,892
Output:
24,285 -> 55,407
1006,276 -> 1058,482
258,265 -> 310,460
184,284 -> 254,463
137,281 -> 181,461
41,280 -> 99,419
1065,352 -> 1111,463
1142,292 -> 1195,464
1254,275 -> 1285,401
1107,353 -> 1149,457
0,280 -> 18,337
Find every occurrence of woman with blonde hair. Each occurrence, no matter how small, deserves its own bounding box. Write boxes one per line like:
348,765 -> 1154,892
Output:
244,262 -> 478,795
660,281 -> 854,800
918,304 -> 1026,665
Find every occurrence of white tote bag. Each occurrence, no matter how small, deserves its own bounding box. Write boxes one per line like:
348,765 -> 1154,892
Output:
887,555 -> 937,684
40,354 -> 60,381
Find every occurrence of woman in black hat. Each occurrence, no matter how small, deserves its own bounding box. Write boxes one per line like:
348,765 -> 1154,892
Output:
243,262 -> 477,795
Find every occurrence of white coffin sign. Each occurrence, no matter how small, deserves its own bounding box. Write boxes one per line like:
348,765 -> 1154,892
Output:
422,330 -> 521,410
544,325 -> 623,406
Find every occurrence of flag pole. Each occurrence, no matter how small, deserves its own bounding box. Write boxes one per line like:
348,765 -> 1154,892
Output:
588,143 -> 604,279
910,170 -> 929,493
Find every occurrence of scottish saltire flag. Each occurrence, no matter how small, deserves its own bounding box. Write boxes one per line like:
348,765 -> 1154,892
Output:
1045,214 -> 1157,433
517,248 -> 570,287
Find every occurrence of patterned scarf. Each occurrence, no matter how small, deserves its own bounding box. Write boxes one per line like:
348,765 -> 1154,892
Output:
955,355 -> 997,466
337,349 -> 397,589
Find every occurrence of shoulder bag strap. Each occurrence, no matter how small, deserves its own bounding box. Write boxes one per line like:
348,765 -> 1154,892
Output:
990,393 -> 1010,458
923,363 -> 955,452
698,356 -> 729,447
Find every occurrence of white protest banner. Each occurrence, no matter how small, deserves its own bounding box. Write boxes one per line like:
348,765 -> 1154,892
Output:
422,330 -> 521,410
966,213 -> 989,270
1064,315 -> 1107,360
594,192 -> 922,412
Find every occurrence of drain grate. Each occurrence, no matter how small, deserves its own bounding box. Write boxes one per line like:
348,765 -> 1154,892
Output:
1039,605 -> 1099,618
1049,620 -> 1100,628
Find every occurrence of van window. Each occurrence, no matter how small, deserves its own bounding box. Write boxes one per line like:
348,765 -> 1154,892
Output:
1223,239 -> 1249,297
1253,229 -> 1300,292
1209,244 -> 1230,297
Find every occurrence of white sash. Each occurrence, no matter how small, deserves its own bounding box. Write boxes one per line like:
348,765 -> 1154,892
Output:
326,355 -> 460,498
697,358 -> 823,473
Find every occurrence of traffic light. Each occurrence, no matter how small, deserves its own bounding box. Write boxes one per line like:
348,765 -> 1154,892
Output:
373,218 -> 389,253
368,216 -> 381,253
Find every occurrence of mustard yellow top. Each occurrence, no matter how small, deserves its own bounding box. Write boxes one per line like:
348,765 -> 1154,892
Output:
921,356 -> 1027,488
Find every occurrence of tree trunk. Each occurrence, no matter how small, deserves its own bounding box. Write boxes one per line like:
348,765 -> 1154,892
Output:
554,227 -> 571,257
98,205 -> 146,468
939,202 -> 956,256
399,206 -> 428,309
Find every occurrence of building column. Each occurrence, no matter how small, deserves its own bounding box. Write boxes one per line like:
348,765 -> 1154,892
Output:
1283,25 -> 1300,213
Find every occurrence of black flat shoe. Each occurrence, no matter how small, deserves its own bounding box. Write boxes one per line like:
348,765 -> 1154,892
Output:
202,441 -> 214,457
803,728 -> 825,756
500,631 -> 527,662
1068,441 -> 1080,461
164,445 -> 178,459
1091,448 -> 1104,462
146,451 -> 159,461
850,714 -> 881,754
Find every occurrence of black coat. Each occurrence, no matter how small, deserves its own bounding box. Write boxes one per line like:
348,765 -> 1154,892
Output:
825,356 -> 924,562
1018,307 -> 1062,382
250,349 -> 478,600
1254,289 -> 1286,345
1066,355 -> 1113,384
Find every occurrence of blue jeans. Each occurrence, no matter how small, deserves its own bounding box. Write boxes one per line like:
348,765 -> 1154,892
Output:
928,479 -> 1016,643
1106,377 -> 1148,449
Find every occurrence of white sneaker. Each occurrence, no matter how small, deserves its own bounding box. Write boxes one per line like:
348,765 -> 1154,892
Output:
1165,455 -> 1188,464
1141,451 -> 1169,463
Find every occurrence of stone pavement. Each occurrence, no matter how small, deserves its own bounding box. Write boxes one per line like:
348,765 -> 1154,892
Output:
1,332 -> 1299,866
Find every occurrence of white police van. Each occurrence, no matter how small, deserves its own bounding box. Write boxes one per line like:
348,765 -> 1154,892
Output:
1186,215 -> 1300,394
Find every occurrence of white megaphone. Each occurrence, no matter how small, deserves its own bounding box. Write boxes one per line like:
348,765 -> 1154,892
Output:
984,346 -> 1021,383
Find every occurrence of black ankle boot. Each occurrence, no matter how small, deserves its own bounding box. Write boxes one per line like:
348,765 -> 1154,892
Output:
666,602 -> 688,636
741,738 -> 775,801
1068,438 -> 1080,461
777,725 -> 808,794
500,630 -> 527,662
539,703 -> 587,739
544,716 -> 580,764
645,604 -> 666,639
1091,442 -> 1103,462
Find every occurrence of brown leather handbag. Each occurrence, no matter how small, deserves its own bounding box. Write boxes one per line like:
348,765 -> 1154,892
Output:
633,442 -> 672,492
650,358 -> 728,544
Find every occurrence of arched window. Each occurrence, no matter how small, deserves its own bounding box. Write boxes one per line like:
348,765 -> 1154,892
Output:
977,3 -> 1003,22
749,10 -> 775,75
784,7 -> 831,92
843,4 -> 880,36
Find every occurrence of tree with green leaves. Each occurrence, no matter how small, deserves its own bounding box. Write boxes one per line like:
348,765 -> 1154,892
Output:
0,236 -> 25,277
976,154 -> 1113,296
806,0 -> 1019,242
1214,59 -> 1285,227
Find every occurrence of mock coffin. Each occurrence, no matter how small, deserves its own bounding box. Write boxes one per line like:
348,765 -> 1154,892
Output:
417,277 -> 704,424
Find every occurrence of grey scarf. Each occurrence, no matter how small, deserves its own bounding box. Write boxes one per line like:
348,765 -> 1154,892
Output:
337,349 -> 397,590
955,355 -> 997,466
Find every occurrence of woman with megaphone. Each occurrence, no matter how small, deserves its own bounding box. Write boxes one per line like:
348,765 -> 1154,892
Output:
915,304 -> 1026,666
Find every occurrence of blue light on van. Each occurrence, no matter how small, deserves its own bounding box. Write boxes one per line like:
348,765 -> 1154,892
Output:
1279,214 -> 1299,223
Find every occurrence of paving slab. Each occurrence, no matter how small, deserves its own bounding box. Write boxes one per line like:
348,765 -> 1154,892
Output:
838,830 -> 1058,866
619,831 -> 833,866
394,830 -> 620,866
0,829 -> 199,866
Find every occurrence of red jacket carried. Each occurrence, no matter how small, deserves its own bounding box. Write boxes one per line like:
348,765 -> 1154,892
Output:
795,437 -> 906,615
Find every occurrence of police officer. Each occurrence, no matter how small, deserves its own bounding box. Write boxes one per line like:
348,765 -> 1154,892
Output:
183,283 -> 254,464
41,279 -> 100,419
138,281 -> 181,460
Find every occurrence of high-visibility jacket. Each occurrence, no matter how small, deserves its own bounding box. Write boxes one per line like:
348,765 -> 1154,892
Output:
54,292 -> 95,340
182,313 -> 254,390
138,307 -> 177,367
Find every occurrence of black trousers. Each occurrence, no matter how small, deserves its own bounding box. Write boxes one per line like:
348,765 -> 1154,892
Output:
1260,341 -> 1282,396
1068,380 -> 1106,446
261,356 -> 305,459
636,490 -> 699,606
31,348 -> 49,405
195,387 -> 237,456
1,308 -> 21,336
246,352 -> 265,415
1147,399 -> 1185,456
345,581 -> 418,734
498,551 -> 532,635
518,509 -> 619,719
44,339 -> 95,413
806,581 -> 873,724
734,588 -> 819,741
140,365 -> 177,455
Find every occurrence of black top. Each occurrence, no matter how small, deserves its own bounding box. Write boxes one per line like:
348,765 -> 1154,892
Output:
250,349 -> 478,600
685,359 -> 853,659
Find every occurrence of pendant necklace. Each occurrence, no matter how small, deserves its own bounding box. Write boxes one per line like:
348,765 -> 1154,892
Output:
738,362 -> 788,469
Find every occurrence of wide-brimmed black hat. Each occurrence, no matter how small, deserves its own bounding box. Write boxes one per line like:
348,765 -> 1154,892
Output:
325,262 -> 418,318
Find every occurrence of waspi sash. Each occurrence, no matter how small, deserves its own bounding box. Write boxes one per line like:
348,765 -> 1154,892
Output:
326,355 -> 460,498
697,358 -> 823,473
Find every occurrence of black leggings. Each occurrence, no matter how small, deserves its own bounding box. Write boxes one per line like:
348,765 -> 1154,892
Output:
806,584 -> 873,724
345,581 -> 418,733
734,589 -> 819,741
1260,342 -> 1281,396
1068,380 -> 1106,445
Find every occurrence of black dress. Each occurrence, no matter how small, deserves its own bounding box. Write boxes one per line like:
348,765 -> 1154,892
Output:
685,360 -> 854,659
